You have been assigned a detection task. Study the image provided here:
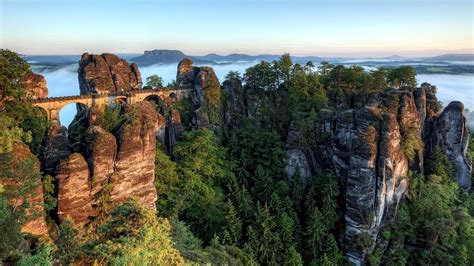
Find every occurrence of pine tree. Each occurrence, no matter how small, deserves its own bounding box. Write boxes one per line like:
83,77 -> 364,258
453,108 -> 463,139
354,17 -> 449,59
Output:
222,199 -> 243,245
306,207 -> 326,259
55,220 -> 82,264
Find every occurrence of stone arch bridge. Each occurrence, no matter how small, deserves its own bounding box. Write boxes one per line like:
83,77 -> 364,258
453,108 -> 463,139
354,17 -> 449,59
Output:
32,88 -> 192,122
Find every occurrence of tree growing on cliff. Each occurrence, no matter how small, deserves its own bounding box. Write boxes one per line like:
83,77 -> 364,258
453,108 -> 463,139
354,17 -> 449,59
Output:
388,66 -> 417,88
145,74 -> 164,88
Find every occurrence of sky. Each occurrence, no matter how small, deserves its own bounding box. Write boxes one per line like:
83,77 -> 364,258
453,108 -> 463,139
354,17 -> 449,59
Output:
1,0 -> 473,57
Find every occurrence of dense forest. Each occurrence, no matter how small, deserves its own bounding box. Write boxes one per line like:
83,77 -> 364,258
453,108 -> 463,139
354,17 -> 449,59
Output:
1,49 -> 473,265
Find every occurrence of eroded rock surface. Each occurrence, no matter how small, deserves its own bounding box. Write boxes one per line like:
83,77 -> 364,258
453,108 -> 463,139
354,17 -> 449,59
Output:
78,53 -> 142,94
112,101 -> 161,210
428,101 -> 472,189
40,124 -> 71,175
56,152 -> 94,226
21,72 -> 48,99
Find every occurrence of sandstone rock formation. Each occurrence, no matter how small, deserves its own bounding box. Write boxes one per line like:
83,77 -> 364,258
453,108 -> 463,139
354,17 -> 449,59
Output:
40,124 -> 71,175
78,53 -> 142,95
56,152 -> 93,226
21,72 -> 48,99
176,58 -> 221,129
53,101 -> 163,227
83,126 -> 117,197
427,101 -> 472,189
112,101 -> 162,210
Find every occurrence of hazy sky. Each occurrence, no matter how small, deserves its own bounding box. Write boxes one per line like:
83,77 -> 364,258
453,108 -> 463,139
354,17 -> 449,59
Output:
1,0 -> 473,57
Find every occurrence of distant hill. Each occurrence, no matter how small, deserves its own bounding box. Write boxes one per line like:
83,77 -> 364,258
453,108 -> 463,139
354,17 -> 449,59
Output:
428,54 -> 474,61
131,50 -> 325,65
131,50 -> 189,65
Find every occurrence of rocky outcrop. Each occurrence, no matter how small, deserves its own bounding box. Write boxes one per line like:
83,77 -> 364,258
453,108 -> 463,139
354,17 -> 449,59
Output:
56,153 -> 94,226
78,53 -> 142,95
53,102 -> 163,227
21,72 -> 48,99
40,124 -> 71,175
222,78 -> 246,133
428,101 -> 472,189
112,101 -> 161,210
315,106 -> 410,263
285,121 -> 312,180
83,126 -> 117,197
176,58 -> 221,129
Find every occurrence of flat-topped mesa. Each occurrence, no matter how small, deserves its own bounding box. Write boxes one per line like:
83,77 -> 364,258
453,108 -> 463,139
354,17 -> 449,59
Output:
78,53 -> 142,95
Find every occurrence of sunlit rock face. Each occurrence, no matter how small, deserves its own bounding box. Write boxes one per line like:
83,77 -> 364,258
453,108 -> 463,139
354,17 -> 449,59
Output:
56,152 -> 94,226
78,53 -> 142,94
83,126 -> 117,197
315,106 -> 409,263
111,101 -> 162,210
21,72 -> 48,99
53,101 -> 163,227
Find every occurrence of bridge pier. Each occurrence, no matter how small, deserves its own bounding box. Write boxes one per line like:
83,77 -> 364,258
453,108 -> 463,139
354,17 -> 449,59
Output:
48,109 -> 60,123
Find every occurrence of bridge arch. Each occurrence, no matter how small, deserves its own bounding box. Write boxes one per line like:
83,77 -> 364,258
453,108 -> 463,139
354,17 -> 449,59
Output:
144,95 -> 167,115
59,102 -> 89,126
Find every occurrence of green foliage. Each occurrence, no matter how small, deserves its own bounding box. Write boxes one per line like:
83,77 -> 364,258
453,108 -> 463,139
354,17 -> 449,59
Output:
225,70 -> 243,82
83,199 -> 184,265
41,175 -> 56,213
0,115 -> 30,154
381,148 -> 474,265
154,147 -> 179,216
55,220 -> 82,264
0,50 -> 49,154
0,49 -> 30,100
401,124 -> 423,161
244,61 -> 278,91
388,66 -> 417,87
221,199 -> 243,246
146,74 -> 164,88
95,105 -> 123,132
156,129 -> 231,243
0,151 -> 43,260
17,244 -> 52,266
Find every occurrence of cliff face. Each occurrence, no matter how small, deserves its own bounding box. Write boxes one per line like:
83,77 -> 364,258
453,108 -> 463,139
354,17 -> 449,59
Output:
427,101 -> 472,189
20,72 -> 48,99
53,101 -> 163,227
176,58 -> 221,129
111,101 -> 161,210
78,53 -> 142,94
221,77 -> 471,263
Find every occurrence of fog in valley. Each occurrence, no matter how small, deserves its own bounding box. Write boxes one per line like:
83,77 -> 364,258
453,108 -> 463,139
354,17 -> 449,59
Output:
31,63 -> 474,128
